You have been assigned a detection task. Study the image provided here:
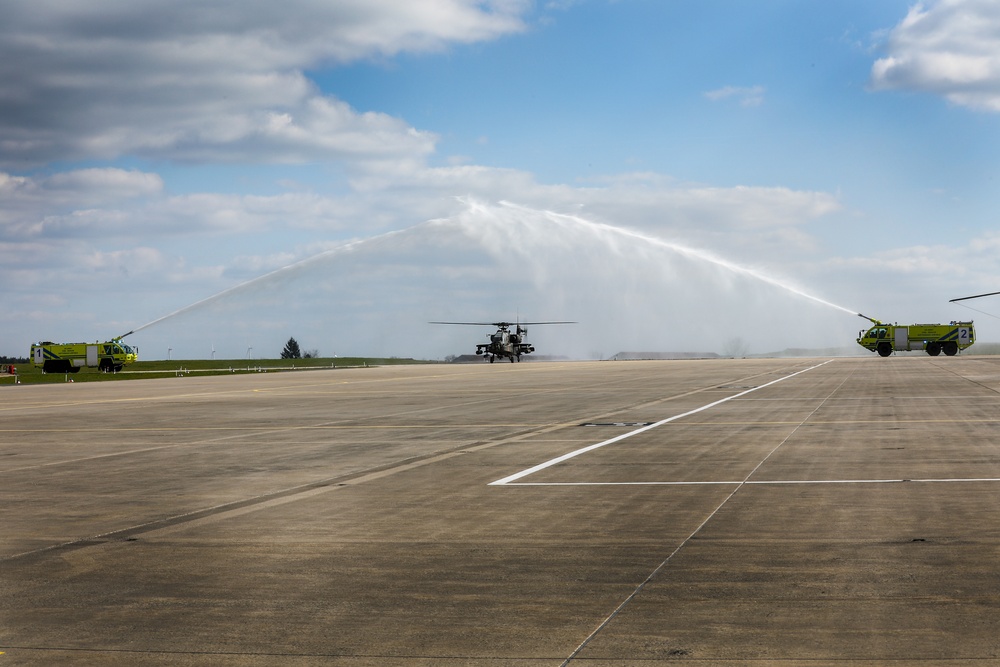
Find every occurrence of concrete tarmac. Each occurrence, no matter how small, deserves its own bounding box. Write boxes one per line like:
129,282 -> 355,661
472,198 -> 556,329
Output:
3,356 -> 1000,665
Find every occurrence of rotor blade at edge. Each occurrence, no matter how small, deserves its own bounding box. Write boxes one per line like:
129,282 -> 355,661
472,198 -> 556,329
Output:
950,291 -> 1000,303
429,322 -> 495,326
429,321 -> 577,326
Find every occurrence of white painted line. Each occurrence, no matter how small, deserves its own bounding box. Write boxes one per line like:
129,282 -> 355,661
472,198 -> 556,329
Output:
747,478 -> 1000,484
502,481 -> 740,486
489,360 -> 835,486
498,477 -> 1000,486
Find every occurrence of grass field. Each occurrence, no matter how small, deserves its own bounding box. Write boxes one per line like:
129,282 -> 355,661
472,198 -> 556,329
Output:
0,356 -> 437,385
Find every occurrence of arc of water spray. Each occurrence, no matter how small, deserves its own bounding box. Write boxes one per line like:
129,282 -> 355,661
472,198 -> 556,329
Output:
123,200 -> 864,339
497,201 -> 862,318
127,227 -> 411,336
619,222 -> 858,315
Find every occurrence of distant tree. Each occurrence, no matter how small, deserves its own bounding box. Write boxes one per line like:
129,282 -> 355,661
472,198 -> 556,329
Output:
303,349 -> 319,359
281,337 -> 302,359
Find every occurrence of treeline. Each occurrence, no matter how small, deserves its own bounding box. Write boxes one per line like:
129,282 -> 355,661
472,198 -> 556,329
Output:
1,356 -> 28,364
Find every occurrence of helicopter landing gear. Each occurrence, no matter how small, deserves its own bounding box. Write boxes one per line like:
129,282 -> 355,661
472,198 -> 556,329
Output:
488,355 -> 495,363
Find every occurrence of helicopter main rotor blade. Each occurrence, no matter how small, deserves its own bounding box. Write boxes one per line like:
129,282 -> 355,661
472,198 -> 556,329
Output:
430,321 -> 577,326
429,322 -> 497,326
516,321 -> 577,325
949,291 -> 1000,303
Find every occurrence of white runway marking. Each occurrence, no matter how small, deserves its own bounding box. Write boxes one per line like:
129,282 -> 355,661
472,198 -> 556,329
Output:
496,478 -> 1000,486
489,360 -> 834,486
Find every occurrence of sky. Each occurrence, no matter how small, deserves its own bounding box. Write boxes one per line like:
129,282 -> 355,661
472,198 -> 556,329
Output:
5,0 -> 1000,361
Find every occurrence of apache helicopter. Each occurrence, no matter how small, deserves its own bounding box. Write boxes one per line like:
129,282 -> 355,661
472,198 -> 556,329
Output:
431,320 -> 575,363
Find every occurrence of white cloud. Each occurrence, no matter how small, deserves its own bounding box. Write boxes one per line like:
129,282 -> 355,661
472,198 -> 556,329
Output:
81,246 -> 174,277
871,0 -> 1000,111
0,0 -> 528,167
704,85 -> 765,107
0,169 -> 164,239
1,162 -> 839,251
45,169 -> 164,198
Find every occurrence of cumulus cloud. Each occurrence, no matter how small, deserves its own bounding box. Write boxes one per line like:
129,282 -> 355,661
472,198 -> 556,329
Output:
704,85 -> 766,107
44,169 -> 164,198
0,0 -> 528,167
870,0 -> 1000,111
0,168 -> 164,239
81,246 -> 175,278
1,161 -> 841,266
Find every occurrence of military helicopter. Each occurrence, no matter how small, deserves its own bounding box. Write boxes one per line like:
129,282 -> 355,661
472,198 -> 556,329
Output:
431,320 -> 575,363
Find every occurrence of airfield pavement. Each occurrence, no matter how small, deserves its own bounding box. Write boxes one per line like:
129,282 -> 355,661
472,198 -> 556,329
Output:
4,356 -> 1000,665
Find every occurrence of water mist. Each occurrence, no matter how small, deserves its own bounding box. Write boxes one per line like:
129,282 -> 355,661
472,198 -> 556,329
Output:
128,200 -> 860,359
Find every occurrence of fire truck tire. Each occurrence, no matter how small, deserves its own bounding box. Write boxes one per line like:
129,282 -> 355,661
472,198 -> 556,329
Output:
926,343 -> 941,356
877,342 -> 892,357
943,341 -> 959,356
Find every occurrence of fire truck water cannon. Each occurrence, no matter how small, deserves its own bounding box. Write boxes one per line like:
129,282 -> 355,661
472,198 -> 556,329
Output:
857,313 -> 884,326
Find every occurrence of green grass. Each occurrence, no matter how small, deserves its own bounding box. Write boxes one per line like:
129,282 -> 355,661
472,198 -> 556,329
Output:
0,357 -> 437,385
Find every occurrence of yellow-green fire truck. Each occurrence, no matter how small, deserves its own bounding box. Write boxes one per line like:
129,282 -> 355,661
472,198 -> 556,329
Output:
31,337 -> 138,373
856,314 -> 974,357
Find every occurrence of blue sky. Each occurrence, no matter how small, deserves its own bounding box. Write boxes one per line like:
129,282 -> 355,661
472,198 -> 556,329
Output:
4,0 -> 1000,360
